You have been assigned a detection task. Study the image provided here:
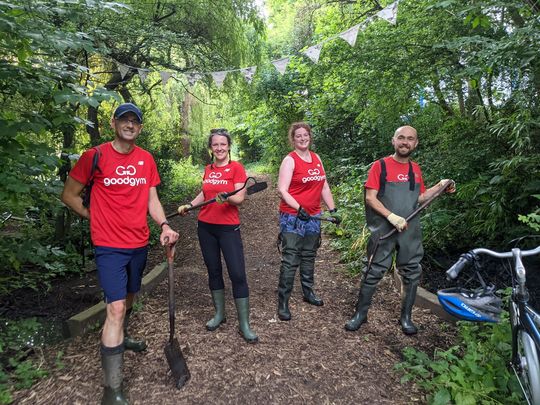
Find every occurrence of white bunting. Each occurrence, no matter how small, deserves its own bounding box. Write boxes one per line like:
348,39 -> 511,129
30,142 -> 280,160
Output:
117,63 -> 130,79
160,71 -> 172,87
110,5 -> 399,89
272,57 -> 290,75
211,71 -> 228,88
186,73 -> 202,87
339,24 -> 361,47
303,44 -> 322,64
377,1 -> 399,25
137,68 -> 149,84
240,66 -> 257,84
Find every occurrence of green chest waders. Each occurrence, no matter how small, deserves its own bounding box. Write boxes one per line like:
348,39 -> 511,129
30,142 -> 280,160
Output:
345,181 -> 423,333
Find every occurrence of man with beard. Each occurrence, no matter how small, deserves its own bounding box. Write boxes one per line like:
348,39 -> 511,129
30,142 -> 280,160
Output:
344,126 -> 455,335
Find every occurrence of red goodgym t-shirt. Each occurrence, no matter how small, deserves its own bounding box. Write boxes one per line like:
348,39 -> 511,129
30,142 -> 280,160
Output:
279,151 -> 326,216
365,156 -> 426,194
69,142 -> 160,248
198,161 -> 247,225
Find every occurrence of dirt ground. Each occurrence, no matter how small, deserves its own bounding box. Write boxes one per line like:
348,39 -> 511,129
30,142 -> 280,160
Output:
11,175 -> 457,404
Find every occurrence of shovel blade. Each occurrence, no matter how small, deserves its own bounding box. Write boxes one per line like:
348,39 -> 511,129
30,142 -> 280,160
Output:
164,338 -> 190,389
246,181 -> 267,195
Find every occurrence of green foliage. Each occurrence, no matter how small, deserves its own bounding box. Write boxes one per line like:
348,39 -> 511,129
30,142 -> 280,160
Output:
160,157 -> 203,203
0,318 -> 50,403
519,195 -> 540,232
395,310 -> 523,405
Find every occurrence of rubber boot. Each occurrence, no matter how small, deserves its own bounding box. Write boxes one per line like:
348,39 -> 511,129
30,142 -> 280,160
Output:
234,297 -> 258,343
206,289 -> 226,331
123,308 -> 147,352
400,281 -> 419,335
300,234 -> 324,306
277,233 -> 299,321
344,284 -> 377,331
101,344 -> 128,405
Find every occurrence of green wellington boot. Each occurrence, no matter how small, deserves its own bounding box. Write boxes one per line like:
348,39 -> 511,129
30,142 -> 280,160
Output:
235,297 -> 259,343
123,308 -> 147,352
101,344 -> 129,405
206,289 -> 227,331
400,281 -> 419,335
344,284 -> 377,331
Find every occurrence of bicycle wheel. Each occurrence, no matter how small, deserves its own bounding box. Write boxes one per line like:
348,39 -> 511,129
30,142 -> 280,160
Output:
518,330 -> 540,405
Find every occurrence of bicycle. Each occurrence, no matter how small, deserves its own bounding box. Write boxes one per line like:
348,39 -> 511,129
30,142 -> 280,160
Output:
437,245 -> 540,405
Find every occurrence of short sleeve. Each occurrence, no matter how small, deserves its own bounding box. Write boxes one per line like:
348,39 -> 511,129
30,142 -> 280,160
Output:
364,160 -> 381,190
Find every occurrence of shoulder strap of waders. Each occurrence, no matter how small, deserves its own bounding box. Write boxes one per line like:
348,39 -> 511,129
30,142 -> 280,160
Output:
377,158 -> 387,198
408,161 -> 415,191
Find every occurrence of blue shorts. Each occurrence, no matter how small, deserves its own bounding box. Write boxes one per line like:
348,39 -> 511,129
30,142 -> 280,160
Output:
279,212 -> 321,237
95,246 -> 148,303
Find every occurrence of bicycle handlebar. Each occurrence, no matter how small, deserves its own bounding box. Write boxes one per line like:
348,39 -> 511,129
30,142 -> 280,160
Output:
446,245 -> 540,280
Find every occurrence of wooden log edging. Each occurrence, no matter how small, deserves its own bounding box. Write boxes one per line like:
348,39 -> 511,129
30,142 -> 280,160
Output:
392,270 -> 458,323
65,262 -> 168,338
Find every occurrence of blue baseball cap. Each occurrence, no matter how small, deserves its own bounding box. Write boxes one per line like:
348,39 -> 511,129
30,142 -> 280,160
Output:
113,103 -> 143,123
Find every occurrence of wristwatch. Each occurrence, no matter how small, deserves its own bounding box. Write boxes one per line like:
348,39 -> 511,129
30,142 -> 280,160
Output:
160,220 -> 170,229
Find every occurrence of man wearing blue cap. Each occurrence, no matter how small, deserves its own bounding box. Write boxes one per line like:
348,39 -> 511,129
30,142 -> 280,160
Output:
61,102 -> 179,404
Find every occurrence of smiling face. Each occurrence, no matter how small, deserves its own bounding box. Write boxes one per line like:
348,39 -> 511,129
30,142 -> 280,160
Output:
292,127 -> 311,151
210,134 -> 230,164
392,126 -> 418,159
111,112 -> 143,143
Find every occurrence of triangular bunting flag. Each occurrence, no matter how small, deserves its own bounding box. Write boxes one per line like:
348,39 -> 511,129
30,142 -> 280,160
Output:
303,44 -> 323,64
160,71 -> 172,87
186,73 -> 202,87
211,71 -> 228,88
272,57 -> 290,75
240,66 -> 257,84
117,63 -> 130,79
137,68 -> 149,84
339,24 -> 361,47
376,1 -> 399,25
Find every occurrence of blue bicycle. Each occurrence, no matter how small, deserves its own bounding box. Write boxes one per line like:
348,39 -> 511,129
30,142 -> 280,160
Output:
438,245 -> 540,405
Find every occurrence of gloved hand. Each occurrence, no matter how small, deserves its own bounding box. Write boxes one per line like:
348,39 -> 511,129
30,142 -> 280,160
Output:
297,206 -> 310,221
177,203 -> 192,216
439,179 -> 456,193
387,212 -> 407,232
328,208 -> 341,225
215,192 -> 228,204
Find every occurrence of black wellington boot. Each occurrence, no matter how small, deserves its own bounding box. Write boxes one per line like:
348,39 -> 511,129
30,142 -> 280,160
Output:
235,297 -> 259,343
101,344 -> 128,405
344,284 -> 377,331
300,234 -> 324,306
123,308 -> 147,353
206,289 -> 226,331
277,233 -> 299,321
400,281 -> 419,335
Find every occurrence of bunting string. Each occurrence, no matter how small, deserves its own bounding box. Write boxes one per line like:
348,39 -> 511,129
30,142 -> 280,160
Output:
111,1 -> 399,87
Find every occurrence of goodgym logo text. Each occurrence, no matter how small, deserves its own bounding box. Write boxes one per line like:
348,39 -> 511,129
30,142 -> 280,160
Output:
302,168 -> 326,184
204,171 -> 228,185
104,165 -> 147,187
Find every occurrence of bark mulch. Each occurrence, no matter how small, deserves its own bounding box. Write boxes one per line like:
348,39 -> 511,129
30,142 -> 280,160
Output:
12,175 -> 457,404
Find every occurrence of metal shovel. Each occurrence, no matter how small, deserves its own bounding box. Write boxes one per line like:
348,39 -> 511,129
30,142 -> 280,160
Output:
164,242 -> 190,389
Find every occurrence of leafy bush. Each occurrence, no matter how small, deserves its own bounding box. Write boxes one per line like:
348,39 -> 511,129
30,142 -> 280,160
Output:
0,318 -> 50,404
395,308 -> 523,405
159,157 -> 203,203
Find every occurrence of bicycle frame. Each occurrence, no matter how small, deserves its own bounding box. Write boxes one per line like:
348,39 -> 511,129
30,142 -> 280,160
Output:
446,246 -> 540,405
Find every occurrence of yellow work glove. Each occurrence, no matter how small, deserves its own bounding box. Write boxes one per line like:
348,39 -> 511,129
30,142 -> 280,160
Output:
215,192 -> 228,204
177,203 -> 192,216
439,179 -> 456,193
387,212 -> 407,232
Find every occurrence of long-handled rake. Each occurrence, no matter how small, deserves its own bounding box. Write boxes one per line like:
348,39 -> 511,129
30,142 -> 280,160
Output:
166,176 -> 268,219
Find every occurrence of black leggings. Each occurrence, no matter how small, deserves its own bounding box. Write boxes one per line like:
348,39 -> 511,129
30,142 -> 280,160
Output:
197,221 -> 249,298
